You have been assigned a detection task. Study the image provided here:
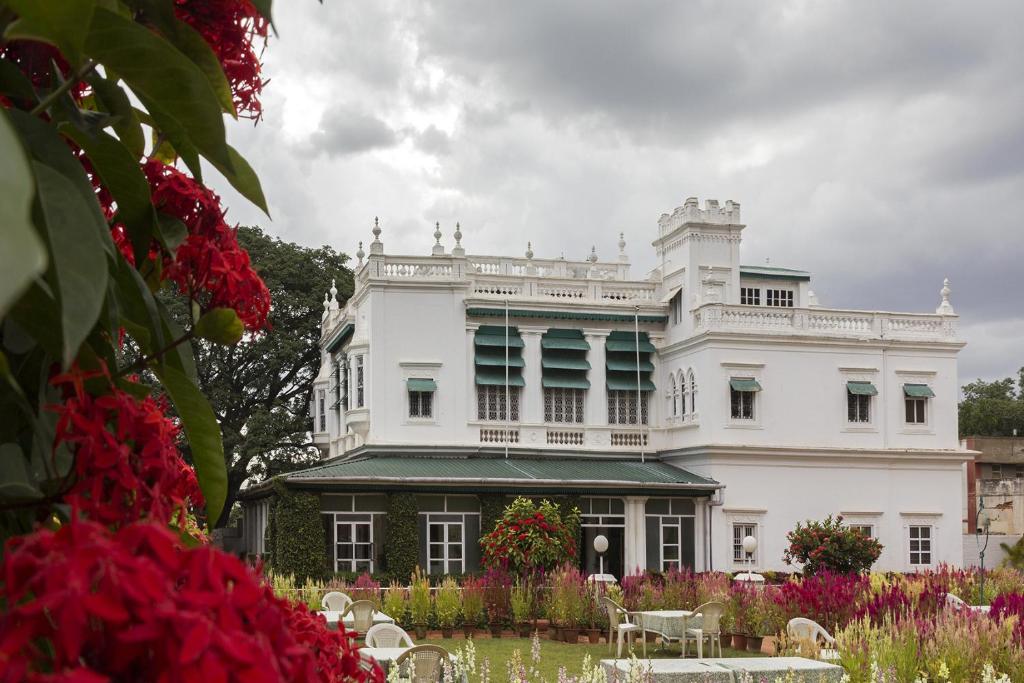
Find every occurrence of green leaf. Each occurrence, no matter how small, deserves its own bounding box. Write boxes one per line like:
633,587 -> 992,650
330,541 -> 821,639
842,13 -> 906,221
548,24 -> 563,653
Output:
211,144 -> 269,216
0,110 -> 47,318
154,364 -> 227,527
194,308 -> 244,346
136,89 -> 203,181
61,125 -> 157,265
250,0 -> 273,23
4,0 -> 96,66
111,254 -> 165,353
32,161 -> 111,366
0,58 -> 37,104
156,298 -> 198,382
155,213 -> 188,257
83,7 -> 233,173
88,75 -> 145,159
0,442 -> 42,501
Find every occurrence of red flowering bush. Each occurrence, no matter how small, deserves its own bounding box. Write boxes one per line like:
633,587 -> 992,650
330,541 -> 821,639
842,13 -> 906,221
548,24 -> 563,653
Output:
990,592 -> 1024,643
0,519 -> 377,682
784,514 -> 882,576
775,570 -> 870,631
480,497 -> 579,579
50,364 -> 203,530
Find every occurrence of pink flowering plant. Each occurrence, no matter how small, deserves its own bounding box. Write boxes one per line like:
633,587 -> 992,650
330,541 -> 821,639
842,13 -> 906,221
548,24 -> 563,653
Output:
784,514 -> 882,575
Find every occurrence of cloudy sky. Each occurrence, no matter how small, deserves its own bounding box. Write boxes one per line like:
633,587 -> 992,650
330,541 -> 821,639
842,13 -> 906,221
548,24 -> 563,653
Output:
213,0 -> 1024,384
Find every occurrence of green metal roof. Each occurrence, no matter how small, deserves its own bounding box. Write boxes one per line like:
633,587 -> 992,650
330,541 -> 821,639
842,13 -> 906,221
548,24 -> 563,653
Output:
541,337 -> 591,351
474,334 -> 525,348
847,381 -> 878,396
286,455 -> 719,493
542,375 -> 591,389
739,265 -> 811,282
606,358 -> 655,372
606,375 -> 657,391
606,339 -> 657,353
474,369 -> 526,386
325,323 -> 354,353
904,383 -> 935,398
474,352 -> 526,367
730,378 -> 762,392
541,356 -> 591,371
407,378 -> 437,392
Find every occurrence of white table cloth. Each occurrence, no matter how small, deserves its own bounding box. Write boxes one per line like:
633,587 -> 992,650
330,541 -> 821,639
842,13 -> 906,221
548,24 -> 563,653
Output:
601,657 -> 844,683
318,609 -> 394,631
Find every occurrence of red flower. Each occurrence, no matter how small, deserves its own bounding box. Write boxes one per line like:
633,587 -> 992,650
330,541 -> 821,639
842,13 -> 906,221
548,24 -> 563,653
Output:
0,519 -> 381,683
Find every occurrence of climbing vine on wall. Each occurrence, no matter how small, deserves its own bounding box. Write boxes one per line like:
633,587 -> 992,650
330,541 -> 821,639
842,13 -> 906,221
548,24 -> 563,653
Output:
270,483 -> 327,583
384,493 -> 419,581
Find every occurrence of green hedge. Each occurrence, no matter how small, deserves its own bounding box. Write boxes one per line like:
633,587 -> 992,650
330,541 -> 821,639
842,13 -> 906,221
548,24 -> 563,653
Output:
384,493 -> 418,581
479,493 -> 507,540
269,483 -> 327,583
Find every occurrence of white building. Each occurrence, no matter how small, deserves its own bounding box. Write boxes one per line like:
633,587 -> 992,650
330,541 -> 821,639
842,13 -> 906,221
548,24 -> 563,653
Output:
242,198 -> 969,577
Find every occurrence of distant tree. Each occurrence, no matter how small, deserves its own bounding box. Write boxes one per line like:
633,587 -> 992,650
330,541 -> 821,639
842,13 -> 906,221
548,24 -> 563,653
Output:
958,369 -> 1024,437
162,226 -> 351,526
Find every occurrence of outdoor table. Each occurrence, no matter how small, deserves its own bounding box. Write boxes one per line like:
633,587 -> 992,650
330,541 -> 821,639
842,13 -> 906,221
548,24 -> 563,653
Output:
601,656 -> 844,683
318,609 -> 394,631
637,610 -> 696,657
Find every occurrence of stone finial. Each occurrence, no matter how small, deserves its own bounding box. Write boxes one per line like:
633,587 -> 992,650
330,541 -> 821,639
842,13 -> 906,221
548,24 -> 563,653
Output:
525,241 -> 534,260
587,246 -> 598,263
329,279 -> 339,310
559,251 -> 565,260
322,291 -> 330,319
936,277 -> 955,315
808,290 -> 820,307
356,241 -> 365,265
452,222 -> 465,256
369,216 -> 383,255
618,232 -> 628,263
432,221 -> 444,256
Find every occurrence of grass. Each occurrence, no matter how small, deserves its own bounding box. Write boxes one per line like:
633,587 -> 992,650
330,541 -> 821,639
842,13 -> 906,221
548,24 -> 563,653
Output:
416,634 -> 764,680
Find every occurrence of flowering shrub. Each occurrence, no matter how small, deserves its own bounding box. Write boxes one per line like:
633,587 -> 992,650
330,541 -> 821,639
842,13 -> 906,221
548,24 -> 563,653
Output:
784,514 -> 882,575
351,571 -> 382,610
775,570 -> 870,632
480,497 -> 579,578
990,592 -> 1024,643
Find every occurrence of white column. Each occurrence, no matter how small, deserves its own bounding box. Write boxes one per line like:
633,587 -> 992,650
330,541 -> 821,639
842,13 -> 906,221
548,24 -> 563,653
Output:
623,496 -> 649,573
466,326 -> 478,435
584,330 -> 610,426
521,329 -> 544,424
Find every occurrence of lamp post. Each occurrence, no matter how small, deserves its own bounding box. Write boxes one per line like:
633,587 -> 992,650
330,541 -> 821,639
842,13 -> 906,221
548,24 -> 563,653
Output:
976,496 -> 991,603
742,535 -> 757,580
594,534 -> 609,577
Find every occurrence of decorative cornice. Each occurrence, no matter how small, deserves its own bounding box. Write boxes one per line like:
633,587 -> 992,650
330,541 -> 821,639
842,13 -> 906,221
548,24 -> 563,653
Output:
466,307 -> 668,324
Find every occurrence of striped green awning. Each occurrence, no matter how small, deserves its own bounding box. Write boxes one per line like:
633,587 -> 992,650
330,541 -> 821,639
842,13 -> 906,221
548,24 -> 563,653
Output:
903,383 -> 935,398
606,375 -> 656,392
540,337 -> 591,351
474,334 -> 525,348
407,378 -> 437,392
541,356 -> 591,371
606,357 -> 655,372
474,351 -> 525,367
729,378 -> 762,392
606,339 -> 657,353
542,375 -> 592,389
475,370 -> 526,387
847,381 -> 878,396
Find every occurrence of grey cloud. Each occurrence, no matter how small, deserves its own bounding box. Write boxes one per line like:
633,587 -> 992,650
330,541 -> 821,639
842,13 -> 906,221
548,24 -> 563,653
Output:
414,125 -> 452,156
307,111 -> 398,157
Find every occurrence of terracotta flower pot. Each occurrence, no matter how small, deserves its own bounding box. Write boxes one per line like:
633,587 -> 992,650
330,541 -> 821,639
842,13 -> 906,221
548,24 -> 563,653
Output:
761,635 -> 777,655
731,634 -> 747,650
462,627 -> 475,639
440,627 -> 453,639
489,624 -> 503,639
518,623 -> 532,638
586,628 -> 601,644
562,628 -> 580,643
551,626 -> 563,641
746,636 -> 763,652
415,625 -> 427,640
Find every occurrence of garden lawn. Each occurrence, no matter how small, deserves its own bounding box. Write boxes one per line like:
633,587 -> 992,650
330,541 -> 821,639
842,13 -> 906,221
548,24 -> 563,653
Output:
415,636 -> 763,680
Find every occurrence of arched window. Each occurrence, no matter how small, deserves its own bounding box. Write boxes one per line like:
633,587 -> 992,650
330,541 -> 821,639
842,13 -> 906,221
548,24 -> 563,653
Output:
688,369 -> 697,415
680,370 -> 688,419
670,374 -> 678,417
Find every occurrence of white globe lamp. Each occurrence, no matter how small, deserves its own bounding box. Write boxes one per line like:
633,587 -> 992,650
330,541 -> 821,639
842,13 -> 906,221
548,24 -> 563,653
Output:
742,535 -> 757,579
594,534 -> 609,576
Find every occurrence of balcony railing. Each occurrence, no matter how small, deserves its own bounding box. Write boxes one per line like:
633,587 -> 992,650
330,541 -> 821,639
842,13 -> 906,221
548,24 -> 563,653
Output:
693,304 -> 958,342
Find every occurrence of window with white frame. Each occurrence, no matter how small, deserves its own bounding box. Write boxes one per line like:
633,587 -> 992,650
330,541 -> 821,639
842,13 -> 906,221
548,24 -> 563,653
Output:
670,292 -> 683,324
334,516 -> 374,573
355,356 -> 365,408
419,496 -> 481,575
477,385 -> 520,421
848,524 -> 875,539
732,523 -> 757,562
908,525 -> 932,566
646,499 -> 696,571
427,519 -> 463,575
680,372 -> 689,419
340,356 -> 349,411
730,382 -> 756,420
905,397 -> 926,424
765,289 -> 794,307
670,375 -> 679,417
740,287 -> 761,306
317,390 -> 326,432
408,391 -> 433,418
607,390 -> 649,425
544,387 -> 585,423
848,392 -> 871,423
688,370 -> 697,415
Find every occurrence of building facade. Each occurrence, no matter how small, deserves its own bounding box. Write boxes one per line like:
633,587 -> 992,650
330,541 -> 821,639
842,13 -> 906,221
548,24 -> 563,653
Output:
964,435 -> 1024,536
242,197 -> 970,576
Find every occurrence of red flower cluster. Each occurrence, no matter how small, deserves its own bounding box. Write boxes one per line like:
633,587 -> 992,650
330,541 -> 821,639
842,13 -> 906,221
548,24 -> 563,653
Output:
481,500 -> 577,579
175,0 -> 269,119
0,519 -> 380,683
144,160 -> 271,331
50,364 -> 203,530
0,40 -> 89,109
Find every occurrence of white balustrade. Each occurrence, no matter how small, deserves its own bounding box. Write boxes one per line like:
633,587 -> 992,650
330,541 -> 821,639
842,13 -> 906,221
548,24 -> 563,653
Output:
480,428 -> 519,444
611,431 -> 649,447
546,430 -> 585,446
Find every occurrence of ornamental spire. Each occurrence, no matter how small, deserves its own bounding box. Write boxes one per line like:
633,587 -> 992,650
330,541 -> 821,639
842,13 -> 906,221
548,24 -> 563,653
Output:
356,241 -> 365,266
432,221 -> 445,255
369,216 -> 383,255
936,277 -> 955,315
452,222 -> 465,256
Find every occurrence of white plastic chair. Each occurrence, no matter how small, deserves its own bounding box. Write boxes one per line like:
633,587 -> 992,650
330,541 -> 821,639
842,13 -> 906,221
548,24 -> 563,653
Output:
600,597 -> 646,658
321,591 -> 352,612
945,592 -> 968,610
394,645 -> 451,683
684,601 -> 725,659
343,599 -> 376,634
787,617 -> 839,661
365,622 -> 415,648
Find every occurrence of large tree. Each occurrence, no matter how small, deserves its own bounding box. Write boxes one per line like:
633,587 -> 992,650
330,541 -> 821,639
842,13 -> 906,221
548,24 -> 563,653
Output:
959,369 -> 1024,437
163,226 -> 352,525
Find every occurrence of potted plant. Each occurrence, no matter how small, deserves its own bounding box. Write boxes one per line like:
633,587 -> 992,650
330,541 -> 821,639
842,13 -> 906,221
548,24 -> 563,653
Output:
729,586 -> 751,651
410,568 -> 432,640
383,581 -> 408,627
584,582 -> 602,644
483,567 -> 511,638
461,576 -> 484,639
553,564 -> 585,644
751,594 -> 785,654
435,577 -> 460,638
511,581 -> 533,637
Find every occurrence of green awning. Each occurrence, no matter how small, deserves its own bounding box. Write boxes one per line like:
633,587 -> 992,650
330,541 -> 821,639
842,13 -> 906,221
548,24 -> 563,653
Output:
407,378 -> 437,392
606,339 -> 657,353
542,375 -> 592,389
606,375 -> 656,392
540,337 -> 591,351
474,335 -> 525,348
474,370 -> 526,387
541,356 -> 591,371
474,352 -> 526,367
606,357 -> 655,372
729,378 -> 762,392
903,383 -> 935,398
847,381 -> 878,396
325,323 -> 355,353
